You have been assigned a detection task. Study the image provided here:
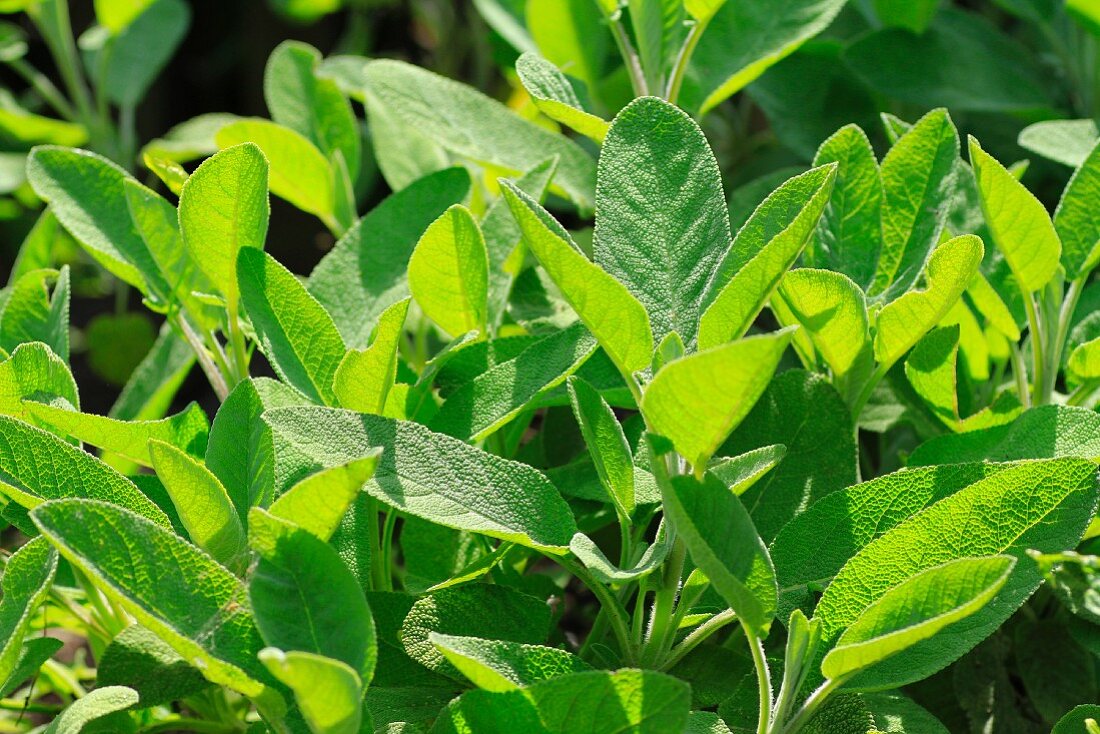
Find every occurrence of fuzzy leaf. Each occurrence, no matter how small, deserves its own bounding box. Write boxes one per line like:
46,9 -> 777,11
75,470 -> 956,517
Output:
260,649 -> 364,734
0,538 -> 56,689
431,634 -> 591,692
333,298 -> 409,414
408,206 -> 489,338
515,53 -> 608,142
268,453 -> 379,543
567,375 -> 634,517
44,686 -> 139,734
1055,138 -> 1100,280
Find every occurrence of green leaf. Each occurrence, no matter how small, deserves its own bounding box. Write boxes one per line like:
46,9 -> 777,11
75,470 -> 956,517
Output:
94,0 -> 154,30
362,59 -> 595,211
682,0 -> 848,115
685,0 -> 726,22
808,124 -> 882,290
44,686 -> 139,734
408,206 -> 489,338
821,555 -> 1014,682
595,97 -> 731,346
1053,706 -> 1100,734
260,649 -> 364,734
813,457 -> 1099,689
0,267 -> 69,361
26,147 -> 163,292
0,342 -> 79,428
0,537 -> 56,689
699,165 -> 836,349
652,447 -> 776,636
149,439 -> 247,568
1015,616 -> 1098,725
1055,138 -> 1100,280
309,168 -> 470,348
100,0 -> 189,107
526,0 -> 610,110
98,625 -> 214,707
844,8 -> 1051,113
264,407 -> 578,553
1019,119 -> 1098,168
237,248 -> 346,406
268,453 -> 380,542
775,268 -> 870,385
178,142 -> 270,310
430,634 -> 591,691
871,109 -> 959,298
873,234 -> 984,368
771,462 -> 1005,621
908,405 -> 1100,465
30,498 -> 274,697
515,53 -> 608,142
872,0 -> 940,31
431,323 -> 598,441
502,181 -> 653,376
215,119 -> 335,224
400,585 -> 550,680
142,112 -> 240,163
863,693 -> 950,734
0,415 -> 169,525
333,298 -> 409,414
969,136 -> 1060,292
905,326 -> 1021,431
569,531 -> 670,584
26,401 -> 208,468
109,326 -> 194,422
641,329 -> 792,472
265,40 -> 360,182
249,509 -> 376,679
567,375 -> 634,518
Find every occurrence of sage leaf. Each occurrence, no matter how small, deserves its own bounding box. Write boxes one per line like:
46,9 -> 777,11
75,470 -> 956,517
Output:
268,453 -> 380,542
567,375 -> 634,518
259,649 -> 364,734
515,53 -> 608,142
333,298 -> 409,414
1055,138 -> 1100,280
430,634 -> 591,691
408,205 -> 489,338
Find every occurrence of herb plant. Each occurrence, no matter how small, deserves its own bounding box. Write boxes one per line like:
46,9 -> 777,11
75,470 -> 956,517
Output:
3,2 -> 1100,733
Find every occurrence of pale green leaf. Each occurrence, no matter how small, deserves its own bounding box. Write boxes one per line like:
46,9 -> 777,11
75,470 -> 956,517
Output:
44,686 -> 139,734
0,538 -> 56,689
595,97 -> 731,346
502,181 -> 653,376
362,59 -> 595,210
0,268 -> 69,363
775,268 -> 870,382
430,323 -> 597,441
149,439 -> 247,568
178,142 -> 270,309
873,234 -> 984,368
430,634 -> 591,692
94,0 -> 153,30
238,248 -> 346,406
1055,138 -> 1100,280
1018,119 -> 1098,168
568,375 -> 634,517
569,531 -> 670,584
260,649 -> 363,734
969,135 -> 1060,292
99,0 -> 189,107
408,206 -> 489,338
268,453 -> 380,542
515,53 -> 608,142
684,0 -> 726,22
821,555 -> 1014,681
30,498 -> 274,698
699,165 -> 836,349
26,401 -> 208,468
526,0 -> 610,109
264,407 -> 578,553
333,298 -> 410,414
641,329 -> 792,472
0,342 -> 79,427
215,119 -> 335,223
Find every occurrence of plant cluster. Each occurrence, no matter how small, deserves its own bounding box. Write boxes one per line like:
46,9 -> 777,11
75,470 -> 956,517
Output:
2,1 -> 1100,733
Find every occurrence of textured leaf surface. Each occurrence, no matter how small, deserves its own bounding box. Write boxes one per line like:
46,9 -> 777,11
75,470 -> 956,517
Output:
1055,138 -> 1100,280
260,649 -> 363,734
309,168 -> 470,347
31,499 -> 272,696
408,206 -> 489,338
1019,119 -> 1098,168
0,415 -> 168,525
699,166 -> 836,349
43,686 -> 139,734
567,375 -> 634,517
363,60 -> 595,210
776,268 -> 869,381
515,53 -> 607,142
264,407 -> 577,552
594,97 -> 730,345
642,330 -> 792,472
970,136 -> 1060,292
268,453 -> 379,542
813,458 -> 1099,689
333,299 -> 409,414
431,323 -> 597,441
503,182 -> 652,375
178,143 -> 269,308
0,538 -> 56,689
97,624 -> 213,707
27,401 -> 207,467
821,555 -> 1014,681
238,248 -> 346,406
430,634 -> 590,691
0,342 -> 79,426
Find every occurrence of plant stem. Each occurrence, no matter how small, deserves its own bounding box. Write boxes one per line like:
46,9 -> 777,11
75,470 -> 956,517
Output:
776,678 -> 841,734
1023,292 -> 1046,405
0,698 -> 62,714
28,0 -> 97,138
1010,342 -> 1031,409
556,554 -> 638,665
174,314 -> 230,401
641,535 -> 685,666
665,18 -> 708,105
380,509 -> 397,592
606,11 -> 649,97
6,58 -> 77,120
746,628 -> 772,734
659,609 -> 736,670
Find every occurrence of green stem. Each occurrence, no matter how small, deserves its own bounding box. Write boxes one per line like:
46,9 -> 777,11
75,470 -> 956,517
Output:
658,609 -> 736,671
641,536 -> 686,666
775,678 -> 841,734
746,628 -> 772,734
1010,342 -> 1031,409
1023,292 -> 1046,405
174,314 -> 230,401
380,510 -> 397,592
1045,276 -> 1085,401
664,17 -> 708,105
849,360 -> 891,426
227,304 -> 251,387
0,698 -> 63,714
138,720 -> 241,734
6,58 -> 77,120
1068,378 -> 1100,407
604,8 -> 649,97
28,0 -> 97,134
557,555 -> 638,665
